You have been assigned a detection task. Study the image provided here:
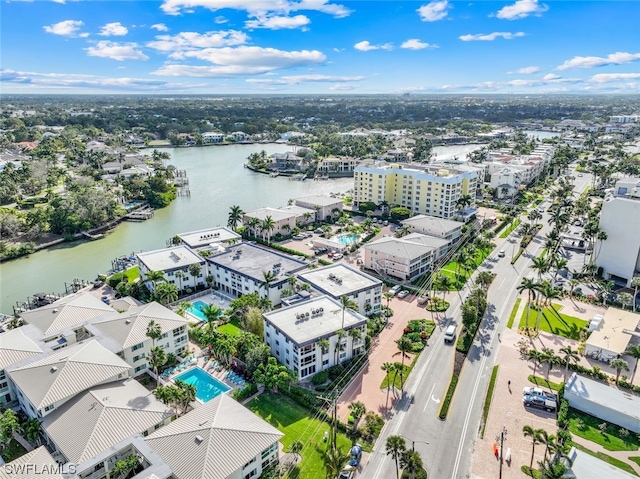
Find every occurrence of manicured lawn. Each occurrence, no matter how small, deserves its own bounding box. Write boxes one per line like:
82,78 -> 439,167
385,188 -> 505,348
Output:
572,443 -> 639,476
247,392 -> 352,479
518,303 -> 588,340
381,362 -> 412,390
527,375 -> 563,391
630,457 -> 640,468
124,265 -> 139,282
217,318 -> 242,336
567,408 -> 640,452
506,298 -> 522,329
440,247 -> 493,290
499,219 -> 521,238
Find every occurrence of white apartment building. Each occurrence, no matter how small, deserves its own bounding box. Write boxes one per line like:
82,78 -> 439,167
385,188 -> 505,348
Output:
317,156 -> 360,175
263,296 -> 367,380
353,162 -> 479,219
294,195 -> 344,221
610,115 -> 640,123
297,263 -> 382,315
401,214 -> 463,242
137,245 -> 206,291
206,243 -> 308,306
174,226 -> 240,251
0,325 -> 45,405
363,233 -> 450,281
201,132 -> 224,144
88,302 -> 190,376
243,207 -> 298,240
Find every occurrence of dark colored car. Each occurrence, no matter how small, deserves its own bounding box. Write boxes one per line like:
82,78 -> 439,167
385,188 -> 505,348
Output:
348,444 -> 363,467
523,394 -> 556,412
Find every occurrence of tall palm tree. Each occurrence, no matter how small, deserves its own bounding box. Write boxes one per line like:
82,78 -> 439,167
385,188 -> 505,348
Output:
386,435 -> 407,479
261,270 -> 278,297
146,319 -> 162,348
531,256 -> 550,281
381,362 -> 394,398
400,449 -> 424,479
340,295 -> 359,329
187,263 -> 202,287
631,276 -> 640,312
541,348 -> 560,379
153,282 -> 178,305
527,349 -> 545,377
348,328 -> 362,354
348,401 -> 366,432
334,329 -> 347,365
145,270 -> 166,289
175,270 -> 185,292
559,346 -> 580,381
227,205 -> 244,231
624,344 -> 640,383
323,447 -> 350,479
260,215 -> 276,241
245,217 -> 260,237
518,278 -> 540,331
201,304 -> 224,335
609,358 -> 629,384
317,338 -> 330,357
537,456 -> 572,479
394,337 -> 413,390
523,425 -> 543,469
148,346 -> 166,387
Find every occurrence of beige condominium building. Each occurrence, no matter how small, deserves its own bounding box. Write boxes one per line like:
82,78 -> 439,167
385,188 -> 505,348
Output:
353,162 -> 479,219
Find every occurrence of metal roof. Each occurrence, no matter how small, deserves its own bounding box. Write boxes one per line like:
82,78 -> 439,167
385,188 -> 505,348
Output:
0,326 -> 43,371
146,395 -> 283,479
42,379 -> 172,464
0,447 -> 63,479
7,340 -> 131,410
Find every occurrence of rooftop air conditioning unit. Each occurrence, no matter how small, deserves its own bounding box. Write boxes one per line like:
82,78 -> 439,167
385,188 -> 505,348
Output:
51,367 -> 58,373
195,435 -> 204,444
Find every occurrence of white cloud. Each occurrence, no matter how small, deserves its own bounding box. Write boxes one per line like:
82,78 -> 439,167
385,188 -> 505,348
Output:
99,22 -> 128,36
417,0 -> 450,22
151,23 -> 169,32
153,46 -> 326,77
43,20 -> 87,37
214,16 -> 228,24
401,39 -> 437,50
495,0 -> 548,20
329,83 -> 357,91
589,73 -> 640,83
516,66 -> 540,74
245,15 -> 311,30
246,74 -> 364,85
459,31 -> 525,41
51,0 -> 66,4
160,0 -> 351,18
557,52 -> 640,70
85,41 -> 149,61
354,41 -> 393,51
147,30 -> 249,53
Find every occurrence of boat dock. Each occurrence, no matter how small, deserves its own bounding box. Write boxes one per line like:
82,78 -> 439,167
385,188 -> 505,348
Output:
124,207 -> 155,221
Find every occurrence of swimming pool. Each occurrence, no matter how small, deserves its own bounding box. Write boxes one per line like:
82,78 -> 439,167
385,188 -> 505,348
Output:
186,300 -> 209,321
336,233 -> 358,245
174,367 -> 230,402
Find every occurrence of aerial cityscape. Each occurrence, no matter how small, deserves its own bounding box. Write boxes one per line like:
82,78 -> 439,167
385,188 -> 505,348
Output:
1,2 -> 640,479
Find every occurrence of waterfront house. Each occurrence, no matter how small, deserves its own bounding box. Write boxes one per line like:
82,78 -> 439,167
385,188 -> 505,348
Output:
297,263 -> 382,315
0,324 -> 45,405
294,195 -> 343,222
174,226 -> 241,251
137,245 -> 206,292
316,156 -> 360,176
242,208 -> 298,240
201,132 -> 224,144
88,302 -> 189,376
270,151 -> 306,171
263,295 -> 367,380
206,243 -> 308,306
146,394 -> 283,479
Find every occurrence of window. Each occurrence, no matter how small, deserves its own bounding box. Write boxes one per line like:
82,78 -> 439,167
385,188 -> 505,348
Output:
133,354 -> 146,362
44,404 -> 55,412
131,342 -> 144,351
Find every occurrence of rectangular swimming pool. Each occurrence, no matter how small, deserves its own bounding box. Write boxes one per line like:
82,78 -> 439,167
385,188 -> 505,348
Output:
174,367 -> 230,402
186,300 -> 209,321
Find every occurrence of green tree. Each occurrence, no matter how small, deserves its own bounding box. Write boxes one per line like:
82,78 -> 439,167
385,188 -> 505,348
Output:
148,346 -> 166,388
518,278 -> 540,331
187,263 -> 202,287
559,346 -> 580,381
253,357 -> 296,392
22,418 -> 42,446
228,204 -> 245,231
523,425 -> 544,469
260,215 -> 276,241
111,454 -> 142,479
340,295 -> 359,329
400,449 -> 424,479
152,282 -> 178,305
609,358 -> 629,384
386,435 -> 408,479
0,409 -> 20,451
394,336 -> 413,375
201,304 -> 224,335
624,344 -> 640,383
146,319 -> 162,348
323,446 -> 350,479
381,362 -> 394,398
145,270 -> 166,289
527,349 -> 545,377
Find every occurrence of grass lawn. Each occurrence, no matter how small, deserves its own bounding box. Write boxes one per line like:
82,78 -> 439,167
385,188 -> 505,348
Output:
518,303 -> 588,340
440,247 -> 493,290
480,366 -> 499,438
217,318 -> 242,336
247,392 -> 352,479
124,265 -> 139,282
381,363 -> 412,390
506,298 -> 522,329
499,219 -> 522,238
567,408 -> 640,452
572,443 -> 639,476
630,457 -> 640,467
527,375 -> 563,391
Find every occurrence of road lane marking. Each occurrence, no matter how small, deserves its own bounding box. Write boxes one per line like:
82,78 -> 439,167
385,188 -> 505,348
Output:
423,384 -> 437,412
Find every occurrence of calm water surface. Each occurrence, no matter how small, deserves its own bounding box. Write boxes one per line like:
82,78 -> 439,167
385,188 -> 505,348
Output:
0,142 -> 481,313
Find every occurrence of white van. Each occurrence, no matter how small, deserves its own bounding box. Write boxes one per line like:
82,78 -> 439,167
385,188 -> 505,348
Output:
444,325 -> 457,343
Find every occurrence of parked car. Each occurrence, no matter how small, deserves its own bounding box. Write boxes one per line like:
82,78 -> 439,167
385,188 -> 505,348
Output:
523,394 -> 557,412
397,290 -> 410,299
498,250 -> 505,258
293,234 -> 305,240
389,285 -> 402,296
348,444 -> 363,466
101,295 -> 110,305
327,252 -> 335,258
315,228 -> 324,234
338,469 -> 354,479
332,253 -> 344,260
522,387 -> 556,401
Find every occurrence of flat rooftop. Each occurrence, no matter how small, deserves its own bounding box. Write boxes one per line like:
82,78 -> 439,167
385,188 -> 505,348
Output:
568,447 -> 638,479
364,234 -> 449,260
208,243 -> 307,283
264,295 -> 367,346
295,195 -> 343,207
137,245 -> 202,272
244,207 -> 296,222
298,263 -> 381,297
177,226 -> 240,249
586,307 -> 639,354
402,214 -> 462,235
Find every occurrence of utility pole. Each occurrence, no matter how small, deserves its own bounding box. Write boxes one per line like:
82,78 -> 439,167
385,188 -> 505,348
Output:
497,426 -> 507,479
317,395 -> 338,449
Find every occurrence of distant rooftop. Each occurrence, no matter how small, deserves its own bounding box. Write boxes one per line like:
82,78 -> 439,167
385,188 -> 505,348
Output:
177,226 -> 240,249
207,243 -> 307,284
365,234 -> 449,260
295,195 -> 343,207
586,307 -> 639,355
263,295 -> 367,346
137,245 -> 203,272
298,263 -> 381,298
402,214 -> 463,236
243,207 -> 296,222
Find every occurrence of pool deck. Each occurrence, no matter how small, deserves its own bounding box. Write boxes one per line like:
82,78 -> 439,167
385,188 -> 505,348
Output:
160,353 -> 246,392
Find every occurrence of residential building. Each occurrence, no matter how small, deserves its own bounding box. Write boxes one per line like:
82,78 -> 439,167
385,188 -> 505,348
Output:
42,378 -> 172,465
294,195 -> 343,221
206,243 -> 308,306
564,373 -> 640,433
137,245 -> 206,291
566,446 -> 638,479
297,263 -> 382,315
88,302 -> 189,376
270,152 -> 305,171
610,115 -> 640,123
243,207 -> 297,240
316,156 -> 360,176
0,325 -> 45,404
353,162 -> 479,219
174,226 -> 241,251
596,188 -> 640,287
0,446 -> 65,479
401,214 -> 463,242
584,308 -> 639,363
277,205 -> 317,225
613,177 -> 640,198
146,394 -> 283,479
201,132 -> 224,144
363,233 -> 450,281
263,296 -> 367,380
489,167 -> 523,199
6,340 -> 131,419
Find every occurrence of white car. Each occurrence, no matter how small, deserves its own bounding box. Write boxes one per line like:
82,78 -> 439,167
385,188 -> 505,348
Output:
397,290 -> 410,299
332,253 -> 343,260
389,285 -> 402,296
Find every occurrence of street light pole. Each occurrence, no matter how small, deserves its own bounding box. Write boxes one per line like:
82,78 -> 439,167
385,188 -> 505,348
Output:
497,426 -> 507,479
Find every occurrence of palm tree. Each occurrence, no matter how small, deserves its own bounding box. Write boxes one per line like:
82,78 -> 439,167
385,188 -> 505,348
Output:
348,401 -> 366,431
609,358 -> 629,384
541,348 -> 561,379
381,362 -> 394,398
618,292 -> 634,310
153,282 -> 179,305
228,205 -> 244,231
537,456 -> 572,479
334,329 -> 347,365
175,270 -> 185,292
323,446 -> 350,479
475,271 -> 494,291
340,295 -> 359,329
400,449 -> 424,479
146,320 -> 162,348
148,346 -> 166,387
523,425 -> 543,469
261,215 -> 276,241
518,278 -> 540,331
111,454 -> 141,479
348,328 -> 362,354
559,346 -> 580,381
188,263 -> 202,287
176,301 -> 193,318
245,217 -> 260,237
394,337 -> 413,390
531,256 -> 550,281
632,276 -> 640,312
174,379 -> 197,416
289,439 -> 303,459
386,435 -> 407,479
261,270 -> 278,297
145,270 -> 166,289
317,338 -> 330,357
384,291 -> 395,309
624,345 -> 640,383
527,349 -> 545,376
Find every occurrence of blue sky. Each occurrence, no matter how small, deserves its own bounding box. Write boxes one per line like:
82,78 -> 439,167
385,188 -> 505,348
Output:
1,0 -> 639,94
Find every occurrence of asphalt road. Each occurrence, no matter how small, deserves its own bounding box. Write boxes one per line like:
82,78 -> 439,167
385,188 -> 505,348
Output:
362,171 -> 592,479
